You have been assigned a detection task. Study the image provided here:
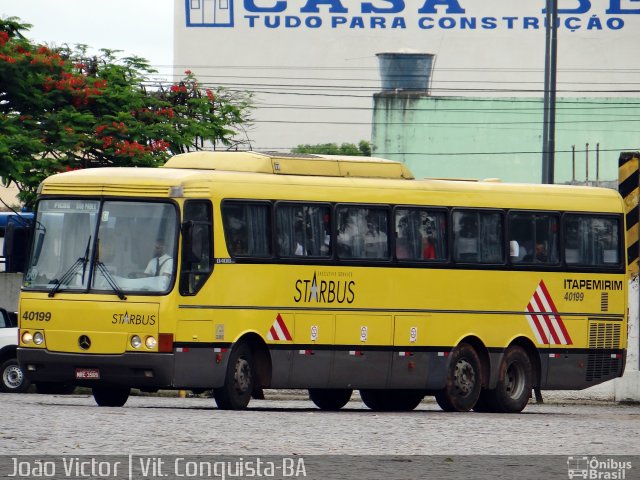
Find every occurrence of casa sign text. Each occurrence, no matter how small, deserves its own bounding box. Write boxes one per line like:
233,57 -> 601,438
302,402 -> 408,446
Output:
186,0 -> 640,31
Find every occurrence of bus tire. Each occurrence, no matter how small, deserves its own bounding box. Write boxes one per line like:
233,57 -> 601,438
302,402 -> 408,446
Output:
491,346 -> 533,413
434,343 -> 481,412
309,388 -> 352,411
472,389 -> 497,412
214,342 -> 254,410
0,358 -> 30,393
92,386 -> 130,407
360,389 -> 424,411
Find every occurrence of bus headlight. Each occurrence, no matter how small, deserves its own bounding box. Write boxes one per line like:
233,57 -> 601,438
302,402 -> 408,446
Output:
22,332 -> 33,344
145,336 -> 157,349
33,332 -> 44,345
130,335 -> 142,349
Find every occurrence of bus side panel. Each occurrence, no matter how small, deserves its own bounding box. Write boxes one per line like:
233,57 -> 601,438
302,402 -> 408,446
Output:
329,314 -> 392,388
389,352 -> 448,389
268,349 -> 294,388
329,350 -> 392,389
288,313 -> 334,388
173,348 -> 227,388
391,315 -> 436,389
542,317 -> 626,389
287,350 -> 332,388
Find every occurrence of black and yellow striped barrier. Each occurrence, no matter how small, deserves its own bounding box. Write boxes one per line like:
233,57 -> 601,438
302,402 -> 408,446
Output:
619,152 -> 640,277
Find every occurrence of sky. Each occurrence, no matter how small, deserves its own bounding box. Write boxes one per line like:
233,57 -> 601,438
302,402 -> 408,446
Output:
1,0 -> 174,78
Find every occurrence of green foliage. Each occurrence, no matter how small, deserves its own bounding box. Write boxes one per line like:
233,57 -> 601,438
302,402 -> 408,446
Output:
0,18 -> 253,208
292,140 -> 372,157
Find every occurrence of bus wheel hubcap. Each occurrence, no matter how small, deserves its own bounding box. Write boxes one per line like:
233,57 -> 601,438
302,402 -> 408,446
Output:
454,359 -> 475,396
234,358 -> 251,393
505,362 -> 525,399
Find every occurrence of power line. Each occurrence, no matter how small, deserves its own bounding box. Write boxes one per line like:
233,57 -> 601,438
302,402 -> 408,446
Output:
146,72 -> 640,88
145,79 -> 640,94
158,64 -> 640,74
252,118 -> 640,126
372,146 -> 640,157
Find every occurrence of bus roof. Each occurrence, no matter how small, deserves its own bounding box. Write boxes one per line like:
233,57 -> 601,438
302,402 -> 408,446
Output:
163,151 -> 415,179
38,152 -> 624,213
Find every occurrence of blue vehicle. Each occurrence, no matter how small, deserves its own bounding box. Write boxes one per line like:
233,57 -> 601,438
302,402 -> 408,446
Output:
0,211 -> 33,236
0,211 -> 34,273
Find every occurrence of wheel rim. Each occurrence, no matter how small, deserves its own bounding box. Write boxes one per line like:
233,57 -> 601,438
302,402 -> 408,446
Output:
3,364 -> 24,389
504,361 -> 526,400
453,359 -> 476,396
233,357 -> 251,394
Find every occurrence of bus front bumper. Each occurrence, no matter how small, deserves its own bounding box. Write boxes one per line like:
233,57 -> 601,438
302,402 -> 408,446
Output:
17,348 -> 174,389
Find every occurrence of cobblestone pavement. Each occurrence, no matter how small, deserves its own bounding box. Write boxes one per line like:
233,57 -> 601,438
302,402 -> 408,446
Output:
0,391 -> 638,456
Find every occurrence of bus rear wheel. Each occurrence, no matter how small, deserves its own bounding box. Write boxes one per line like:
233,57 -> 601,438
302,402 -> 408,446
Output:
308,388 -> 353,410
490,346 -> 532,413
214,342 -> 255,410
472,389 -> 497,412
92,386 -> 130,407
360,389 -> 424,411
435,343 -> 481,412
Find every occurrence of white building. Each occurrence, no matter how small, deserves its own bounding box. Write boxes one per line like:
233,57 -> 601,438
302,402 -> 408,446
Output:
173,0 -> 640,152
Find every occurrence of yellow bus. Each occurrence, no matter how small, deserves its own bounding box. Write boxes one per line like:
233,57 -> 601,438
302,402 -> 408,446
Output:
17,152 -> 628,413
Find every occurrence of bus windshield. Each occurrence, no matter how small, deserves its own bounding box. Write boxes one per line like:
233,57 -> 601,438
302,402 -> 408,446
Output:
23,199 -> 178,295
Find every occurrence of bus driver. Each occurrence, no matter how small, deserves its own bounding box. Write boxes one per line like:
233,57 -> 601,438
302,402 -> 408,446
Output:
144,239 -> 173,277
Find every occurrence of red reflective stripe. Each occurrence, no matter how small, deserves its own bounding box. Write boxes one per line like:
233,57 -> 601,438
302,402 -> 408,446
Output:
269,326 -> 278,340
533,290 -> 561,344
539,280 -> 572,344
527,303 -> 549,344
275,314 -> 293,341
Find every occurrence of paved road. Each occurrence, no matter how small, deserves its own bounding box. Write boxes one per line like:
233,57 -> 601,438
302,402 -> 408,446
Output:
0,391 -> 638,456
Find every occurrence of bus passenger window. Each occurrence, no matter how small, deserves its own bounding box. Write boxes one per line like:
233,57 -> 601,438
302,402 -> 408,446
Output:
222,202 -> 271,257
276,203 -> 331,258
563,214 -> 620,267
395,208 -> 447,261
337,206 -> 389,260
453,210 -> 503,263
508,212 -> 559,265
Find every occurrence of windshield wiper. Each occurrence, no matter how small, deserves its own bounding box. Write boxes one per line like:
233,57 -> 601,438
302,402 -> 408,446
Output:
94,260 -> 127,301
48,237 -> 91,298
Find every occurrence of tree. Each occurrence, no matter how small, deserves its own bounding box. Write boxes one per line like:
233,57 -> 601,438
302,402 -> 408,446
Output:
292,141 -> 372,157
0,18 -> 253,207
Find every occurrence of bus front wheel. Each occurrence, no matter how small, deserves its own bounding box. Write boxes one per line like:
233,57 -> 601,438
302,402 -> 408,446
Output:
435,343 -> 482,412
309,388 -> 352,410
214,342 -> 255,410
92,386 -> 130,407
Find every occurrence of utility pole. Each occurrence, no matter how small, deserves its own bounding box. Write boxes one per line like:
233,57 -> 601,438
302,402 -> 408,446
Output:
542,0 -> 558,184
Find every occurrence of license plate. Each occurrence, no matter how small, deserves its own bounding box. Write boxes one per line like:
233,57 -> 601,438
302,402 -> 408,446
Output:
75,368 -> 100,380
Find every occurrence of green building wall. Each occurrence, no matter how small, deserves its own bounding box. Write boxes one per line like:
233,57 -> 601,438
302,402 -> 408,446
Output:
371,94 -> 640,184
